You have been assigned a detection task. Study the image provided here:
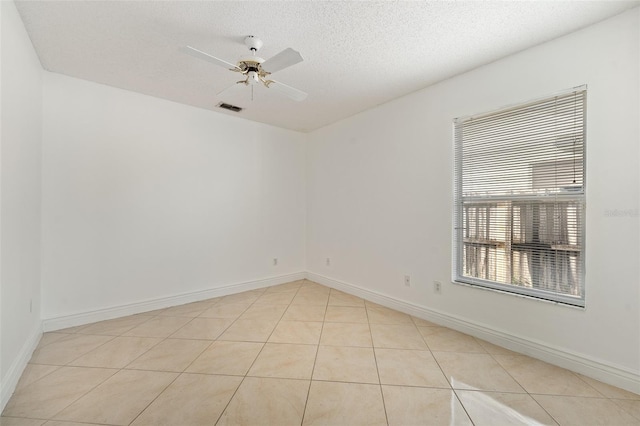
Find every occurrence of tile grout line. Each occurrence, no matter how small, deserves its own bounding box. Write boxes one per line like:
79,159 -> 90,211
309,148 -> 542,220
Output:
478,340 -> 555,424
25,295 -> 225,423
478,338 -> 596,425
417,319 -> 479,425
300,283 -> 330,426
214,280 -> 307,425
120,297 -> 230,376
41,366 -> 120,422
77,306 -> 205,370
126,369 -> 182,426
609,398 -> 640,422
365,302 -> 390,426
31,320 -> 144,422
56,303 -> 210,424
9,363 -> 61,396
91,302 -> 213,372
450,388 -> 477,426
206,286 -> 275,426
239,285 -> 301,375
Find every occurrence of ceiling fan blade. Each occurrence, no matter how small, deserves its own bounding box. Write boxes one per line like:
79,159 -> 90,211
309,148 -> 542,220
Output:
217,81 -> 247,98
261,48 -> 303,74
182,46 -> 240,71
268,80 -> 308,102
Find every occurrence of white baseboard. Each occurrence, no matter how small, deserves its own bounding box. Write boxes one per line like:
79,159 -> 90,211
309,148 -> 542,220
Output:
306,271 -> 640,396
42,272 -> 306,332
1,324 -> 42,412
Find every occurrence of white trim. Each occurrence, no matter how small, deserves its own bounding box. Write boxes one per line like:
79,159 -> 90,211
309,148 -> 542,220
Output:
305,271 -> 640,396
1,324 -> 42,412
42,272 -> 306,332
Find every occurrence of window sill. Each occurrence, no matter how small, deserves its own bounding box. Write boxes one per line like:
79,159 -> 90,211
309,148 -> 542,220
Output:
452,279 -> 586,310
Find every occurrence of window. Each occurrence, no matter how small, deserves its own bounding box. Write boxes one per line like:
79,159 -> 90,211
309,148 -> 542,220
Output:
453,87 -> 586,306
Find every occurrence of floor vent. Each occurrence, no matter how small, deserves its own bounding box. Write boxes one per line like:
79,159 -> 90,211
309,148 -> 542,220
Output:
217,102 -> 243,112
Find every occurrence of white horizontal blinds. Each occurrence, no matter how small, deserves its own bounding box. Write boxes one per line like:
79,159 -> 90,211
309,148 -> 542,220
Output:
454,88 -> 586,306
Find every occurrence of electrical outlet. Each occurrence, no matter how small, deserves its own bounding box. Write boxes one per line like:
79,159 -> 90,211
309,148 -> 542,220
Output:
273,258 -> 278,266
433,281 -> 442,294
404,275 -> 411,287
326,258 -> 331,267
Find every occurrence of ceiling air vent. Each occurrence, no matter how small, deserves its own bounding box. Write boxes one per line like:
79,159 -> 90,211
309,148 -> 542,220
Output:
217,102 -> 243,112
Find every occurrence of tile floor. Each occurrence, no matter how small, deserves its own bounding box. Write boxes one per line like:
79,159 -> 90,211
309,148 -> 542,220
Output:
2,280 -> 639,425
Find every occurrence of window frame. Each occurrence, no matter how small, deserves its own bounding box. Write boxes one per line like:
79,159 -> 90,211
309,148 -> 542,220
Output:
453,87 -> 587,307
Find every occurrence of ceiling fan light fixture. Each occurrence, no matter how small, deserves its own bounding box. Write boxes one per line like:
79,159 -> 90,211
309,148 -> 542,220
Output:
247,71 -> 259,85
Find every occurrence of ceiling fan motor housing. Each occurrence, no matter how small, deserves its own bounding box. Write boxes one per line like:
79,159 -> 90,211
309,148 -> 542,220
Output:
244,35 -> 263,53
240,37 -> 268,84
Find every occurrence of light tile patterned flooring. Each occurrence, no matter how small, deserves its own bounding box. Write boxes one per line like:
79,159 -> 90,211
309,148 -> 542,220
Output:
3,280 -> 639,425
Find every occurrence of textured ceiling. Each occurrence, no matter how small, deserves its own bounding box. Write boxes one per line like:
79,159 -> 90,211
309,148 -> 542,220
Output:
15,1 -> 639,132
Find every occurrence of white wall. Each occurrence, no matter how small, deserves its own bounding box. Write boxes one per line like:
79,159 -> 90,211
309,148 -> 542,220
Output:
307,8 -> 639,385
41,73 -> 306,320
4,0 -> 637,402
0,0 -> 43,405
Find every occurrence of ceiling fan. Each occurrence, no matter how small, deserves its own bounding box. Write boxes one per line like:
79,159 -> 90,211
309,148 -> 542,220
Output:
184,36 -> 307,102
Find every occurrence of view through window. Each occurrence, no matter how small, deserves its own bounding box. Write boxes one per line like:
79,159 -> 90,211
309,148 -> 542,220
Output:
453,87 -> 586,306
